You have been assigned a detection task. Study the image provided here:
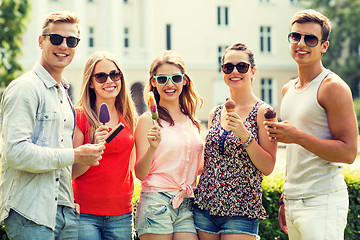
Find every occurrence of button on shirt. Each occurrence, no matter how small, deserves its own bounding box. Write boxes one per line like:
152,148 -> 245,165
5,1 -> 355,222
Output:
0,63 -> 75,229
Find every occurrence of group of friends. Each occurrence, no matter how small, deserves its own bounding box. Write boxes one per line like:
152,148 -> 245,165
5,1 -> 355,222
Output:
0,8 -> 357,240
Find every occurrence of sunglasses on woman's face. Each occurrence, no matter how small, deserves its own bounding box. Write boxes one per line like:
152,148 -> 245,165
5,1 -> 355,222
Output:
153,74 -> 184,85
288,32 -> 324,47
92,70 -> 122,83
221,62 -> 250,74
42,34 -> 80,48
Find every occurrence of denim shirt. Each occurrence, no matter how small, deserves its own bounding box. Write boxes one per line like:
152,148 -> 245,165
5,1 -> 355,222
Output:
0,63 -> 76,230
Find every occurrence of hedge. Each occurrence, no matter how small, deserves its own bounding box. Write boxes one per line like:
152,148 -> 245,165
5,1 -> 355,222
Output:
1,169 -> 359,239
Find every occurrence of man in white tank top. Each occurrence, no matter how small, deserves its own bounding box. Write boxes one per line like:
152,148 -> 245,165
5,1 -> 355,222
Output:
264,9 -> 358,240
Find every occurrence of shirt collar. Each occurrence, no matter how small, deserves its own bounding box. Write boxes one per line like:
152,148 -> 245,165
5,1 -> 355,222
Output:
32,62 -> 70,90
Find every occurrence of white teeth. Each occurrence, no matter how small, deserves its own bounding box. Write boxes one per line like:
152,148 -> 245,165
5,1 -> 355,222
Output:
104,86 -> 116,91
165,89 -> 175,93
230,78 -> 241,81
55,53 -> 67,57
297,51 -> 308,54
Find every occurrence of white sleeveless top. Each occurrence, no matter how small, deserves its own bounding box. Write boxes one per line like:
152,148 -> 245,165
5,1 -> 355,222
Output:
281,69 -> 347,199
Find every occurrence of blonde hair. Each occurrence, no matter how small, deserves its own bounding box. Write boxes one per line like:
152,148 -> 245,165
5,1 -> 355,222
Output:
42,11 -> 80,35
76,51 -> 137,143
144,51 -> 203,131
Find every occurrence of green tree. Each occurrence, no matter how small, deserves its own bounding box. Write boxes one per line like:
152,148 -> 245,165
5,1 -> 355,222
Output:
0,0 -> 31,88
307,0 -> 360,98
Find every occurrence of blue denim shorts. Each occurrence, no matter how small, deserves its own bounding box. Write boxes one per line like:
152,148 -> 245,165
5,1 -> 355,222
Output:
135,192 -> 196,236
193,205 -> 260,238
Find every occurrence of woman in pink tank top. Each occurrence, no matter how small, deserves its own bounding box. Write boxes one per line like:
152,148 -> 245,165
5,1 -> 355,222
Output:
134,51 -> 204,239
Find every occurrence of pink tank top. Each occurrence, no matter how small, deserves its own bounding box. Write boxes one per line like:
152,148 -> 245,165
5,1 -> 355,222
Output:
141,116 -> 204,208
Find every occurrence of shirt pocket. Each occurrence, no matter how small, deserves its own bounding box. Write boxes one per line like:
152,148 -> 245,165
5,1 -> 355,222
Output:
34,111 -> 57,146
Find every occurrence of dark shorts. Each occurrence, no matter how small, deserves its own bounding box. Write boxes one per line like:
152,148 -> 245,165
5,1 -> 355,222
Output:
193,204 -> 260,238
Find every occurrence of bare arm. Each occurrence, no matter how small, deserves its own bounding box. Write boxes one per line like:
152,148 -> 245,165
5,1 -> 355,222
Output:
226,104 -> 277,176
197,110 -> 215,175
72,125 -> 90,179
72,125 -> 107,179
134,114 -> 161,181
266,75 -> 358,164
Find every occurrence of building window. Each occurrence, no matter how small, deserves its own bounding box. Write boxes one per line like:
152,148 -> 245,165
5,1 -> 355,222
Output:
166,24 -> 171,50
218,45 -> 228,72
89,27 -> 94,48
260,26 -> 272,54
261,78 -> 274,105
217,6 -> 229,26
124,28 -> 129,48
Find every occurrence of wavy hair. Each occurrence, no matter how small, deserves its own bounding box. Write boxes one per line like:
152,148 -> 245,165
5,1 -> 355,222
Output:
144,51 -> 203,131
76,51 -> 137,143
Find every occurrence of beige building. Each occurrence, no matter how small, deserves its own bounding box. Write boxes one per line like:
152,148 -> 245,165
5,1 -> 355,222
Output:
19,0 -> 304,123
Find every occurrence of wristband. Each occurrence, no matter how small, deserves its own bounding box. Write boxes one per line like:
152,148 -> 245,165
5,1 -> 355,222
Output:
243,133 -> 254,148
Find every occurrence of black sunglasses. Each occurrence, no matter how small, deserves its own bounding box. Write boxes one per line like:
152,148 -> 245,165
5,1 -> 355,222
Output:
92,70 -> 122,83
222,62 -> 250,74
42,34 -> 80,48
288,32 -> 324,47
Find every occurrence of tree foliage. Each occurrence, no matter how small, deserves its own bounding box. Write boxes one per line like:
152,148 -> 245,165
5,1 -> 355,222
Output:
306,0 -> 360,98
0,0 -> 31,88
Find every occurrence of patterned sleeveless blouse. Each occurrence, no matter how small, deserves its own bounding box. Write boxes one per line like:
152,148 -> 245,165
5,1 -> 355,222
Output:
194,101 -> 266,219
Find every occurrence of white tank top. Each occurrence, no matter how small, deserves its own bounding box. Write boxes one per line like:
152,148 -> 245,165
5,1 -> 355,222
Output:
281,69 -> 347,199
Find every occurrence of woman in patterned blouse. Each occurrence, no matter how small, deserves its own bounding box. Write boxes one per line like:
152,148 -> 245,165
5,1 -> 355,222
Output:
193,43 -> 277,240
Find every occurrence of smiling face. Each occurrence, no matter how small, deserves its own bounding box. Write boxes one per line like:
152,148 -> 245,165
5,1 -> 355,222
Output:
222,50 -> 255,89
151,63 -> 186,105
290,22 -> 329,66
90,59 -> 122,103
39,22 -> 79,75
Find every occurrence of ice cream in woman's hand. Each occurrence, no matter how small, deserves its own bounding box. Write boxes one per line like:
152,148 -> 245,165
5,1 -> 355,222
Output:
148,91 -> 158,120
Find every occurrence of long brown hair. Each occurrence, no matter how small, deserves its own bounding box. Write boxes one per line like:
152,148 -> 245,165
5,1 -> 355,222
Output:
76,51 -> 137,143
144,51 -> 203,131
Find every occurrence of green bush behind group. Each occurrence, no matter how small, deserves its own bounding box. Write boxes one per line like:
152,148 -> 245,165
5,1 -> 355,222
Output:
1,168 -> 358,240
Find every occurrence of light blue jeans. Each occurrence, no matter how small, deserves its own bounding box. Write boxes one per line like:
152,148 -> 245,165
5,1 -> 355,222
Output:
4,206 -> 78,240
78,212 -> 133,240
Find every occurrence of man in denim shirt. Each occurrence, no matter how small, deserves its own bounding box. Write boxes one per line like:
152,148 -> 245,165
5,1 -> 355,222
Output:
0,11 -> 106,239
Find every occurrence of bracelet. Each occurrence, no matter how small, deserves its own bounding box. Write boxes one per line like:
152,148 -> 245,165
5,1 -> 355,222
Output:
243,133 -> 254,148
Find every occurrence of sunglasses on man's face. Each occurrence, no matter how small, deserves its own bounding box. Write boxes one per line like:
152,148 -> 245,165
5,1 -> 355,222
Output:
92,70 -> 122,83
153,74 -> 184,85
42,34 -> 80,48
288,32 -> 324,47
221,62 -> 250,74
